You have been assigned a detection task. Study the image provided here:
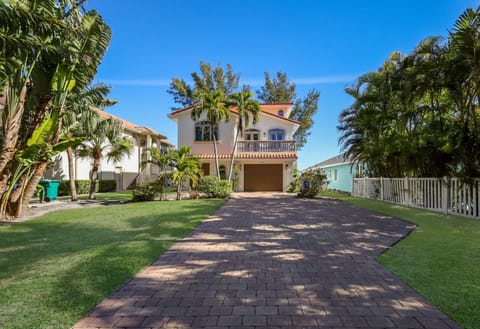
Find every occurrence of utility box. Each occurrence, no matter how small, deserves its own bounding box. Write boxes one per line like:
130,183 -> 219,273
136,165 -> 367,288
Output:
39,180 -> 60,202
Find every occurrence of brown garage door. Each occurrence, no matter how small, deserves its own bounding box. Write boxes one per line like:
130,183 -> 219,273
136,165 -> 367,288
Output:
244,164 -> 283,192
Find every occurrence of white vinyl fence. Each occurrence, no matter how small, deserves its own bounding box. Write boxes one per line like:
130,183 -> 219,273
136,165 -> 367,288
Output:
352,177 -> 480,219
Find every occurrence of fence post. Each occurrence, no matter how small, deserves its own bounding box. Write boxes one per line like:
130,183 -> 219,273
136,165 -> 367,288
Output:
363,177 -> 367,198
380,177 -> 384,200
442,176 -> 449,214
403,177 -> 410,206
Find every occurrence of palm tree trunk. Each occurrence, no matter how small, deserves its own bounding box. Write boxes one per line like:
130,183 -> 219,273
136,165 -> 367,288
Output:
66,147 -> 78,201
176,180 -> 181,200
212,135 -> 220,178
228,129 -> 241,181
89,160 -> 100,200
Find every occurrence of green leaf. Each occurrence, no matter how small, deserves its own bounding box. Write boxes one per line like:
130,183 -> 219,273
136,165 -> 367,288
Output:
27,116 -> 53,147
52,138 -> 83,154
67,79 -> 76,91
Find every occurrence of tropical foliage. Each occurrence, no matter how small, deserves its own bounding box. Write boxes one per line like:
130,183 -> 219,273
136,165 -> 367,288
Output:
191,90 -> 230,177
226,90 -> 260,180
256,71 -> 320,150
76,117 -> 133,200
169,146 -> 203,200
167,61 -> 241,110
339,6 -> 480,179
168,63 -> 320,151
197,176 -> 233,198
296,168 -> 327,198
0,0 -> 111,218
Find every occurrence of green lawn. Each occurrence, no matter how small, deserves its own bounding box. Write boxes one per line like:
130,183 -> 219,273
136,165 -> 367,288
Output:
0,199 -> 226,329
320,191 -> 480,329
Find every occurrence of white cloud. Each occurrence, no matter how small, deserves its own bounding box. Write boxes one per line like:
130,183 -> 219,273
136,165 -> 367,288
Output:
101,74 -> 358,87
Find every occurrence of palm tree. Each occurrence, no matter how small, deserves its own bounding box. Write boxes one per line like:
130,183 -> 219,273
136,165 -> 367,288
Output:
448,6 -> 480,178
226,91 -> 260,181
149,149 -> 174,201
61,84 -> 117,201
169,146 -> 202,200
191,90 -> 230,177
76,117 -> 133,199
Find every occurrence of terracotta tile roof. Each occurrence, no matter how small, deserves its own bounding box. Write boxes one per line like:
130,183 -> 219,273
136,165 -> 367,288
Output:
169,103 -> 300,125
193,153 -> 297,159
94,109 -> 169,141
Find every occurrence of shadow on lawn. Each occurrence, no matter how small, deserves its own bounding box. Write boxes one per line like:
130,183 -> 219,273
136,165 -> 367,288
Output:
0,200 -> 225,328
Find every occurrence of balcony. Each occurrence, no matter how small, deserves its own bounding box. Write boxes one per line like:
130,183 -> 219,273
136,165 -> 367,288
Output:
237,141 -> 296,153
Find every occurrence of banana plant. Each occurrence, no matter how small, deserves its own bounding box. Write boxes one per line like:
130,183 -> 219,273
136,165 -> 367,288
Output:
0,115 -> 82,217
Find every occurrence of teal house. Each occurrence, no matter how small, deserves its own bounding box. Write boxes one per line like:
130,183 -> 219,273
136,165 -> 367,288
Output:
308,153 -> 362,192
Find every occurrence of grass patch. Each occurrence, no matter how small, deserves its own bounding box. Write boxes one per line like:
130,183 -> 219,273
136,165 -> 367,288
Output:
0,199 -> 226,329
319,191 -> 480,329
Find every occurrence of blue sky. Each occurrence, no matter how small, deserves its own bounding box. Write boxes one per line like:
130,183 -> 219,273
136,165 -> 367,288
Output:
86,0 -> 478,169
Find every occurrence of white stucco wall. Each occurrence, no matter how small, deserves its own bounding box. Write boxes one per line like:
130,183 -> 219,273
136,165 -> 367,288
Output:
175,110 -> 298,149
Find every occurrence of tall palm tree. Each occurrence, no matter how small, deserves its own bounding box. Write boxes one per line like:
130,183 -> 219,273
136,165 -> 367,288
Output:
169,146 -> 202,200
448,6 -> 480,178
76,117 -> 132,199
226,91 -> 260,181
62,83 -> 117,201
191,90 -> 230,177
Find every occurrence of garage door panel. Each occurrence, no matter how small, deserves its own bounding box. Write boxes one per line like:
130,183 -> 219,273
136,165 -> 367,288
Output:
244,164 -> 283,191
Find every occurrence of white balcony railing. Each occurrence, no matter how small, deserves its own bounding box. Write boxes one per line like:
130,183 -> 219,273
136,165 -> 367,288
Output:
237,141 -> 296,153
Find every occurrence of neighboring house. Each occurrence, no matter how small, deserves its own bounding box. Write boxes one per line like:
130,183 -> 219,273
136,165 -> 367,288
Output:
307,153 -> 364,192
45,109 -> 174,191
168,103 -> 300,192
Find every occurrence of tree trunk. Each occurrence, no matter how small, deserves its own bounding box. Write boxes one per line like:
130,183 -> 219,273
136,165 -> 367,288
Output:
4,161 -> 48,219
89,160 -> 100,200
67,147 -> 78,201
212,135 -> 220,178
228,129 -> 241,181
176,180 -> 181,200
0,86 -> 28,196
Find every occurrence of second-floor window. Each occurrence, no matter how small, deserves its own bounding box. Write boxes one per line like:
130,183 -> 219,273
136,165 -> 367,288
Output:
195,121 -> 218,141
269,129 -> 285,141
245,129 -> 259,141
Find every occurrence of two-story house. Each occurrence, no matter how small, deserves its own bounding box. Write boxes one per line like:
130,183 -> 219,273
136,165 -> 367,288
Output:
168,103 -> 300,192
46,109 -> 174,190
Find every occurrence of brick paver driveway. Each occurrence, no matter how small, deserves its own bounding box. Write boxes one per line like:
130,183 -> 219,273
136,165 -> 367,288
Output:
73,194 -> 460,329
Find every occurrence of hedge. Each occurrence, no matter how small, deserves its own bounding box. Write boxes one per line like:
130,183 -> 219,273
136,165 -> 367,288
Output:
58,179 -> 116,196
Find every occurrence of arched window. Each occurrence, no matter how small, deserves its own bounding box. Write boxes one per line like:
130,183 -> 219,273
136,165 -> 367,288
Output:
269,129 -> 285,141
195,121 -> 218,141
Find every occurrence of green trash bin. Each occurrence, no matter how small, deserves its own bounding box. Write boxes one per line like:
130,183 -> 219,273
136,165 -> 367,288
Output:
39,180 -> 60,202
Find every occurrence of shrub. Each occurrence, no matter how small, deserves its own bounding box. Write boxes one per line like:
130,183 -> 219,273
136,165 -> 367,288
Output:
197,176 -> 232,198
58,180 -> 95,196
132,180 -> 164,202
98,180 -> 116,193
287,168 -> 301,193
297,169 -> 328,198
